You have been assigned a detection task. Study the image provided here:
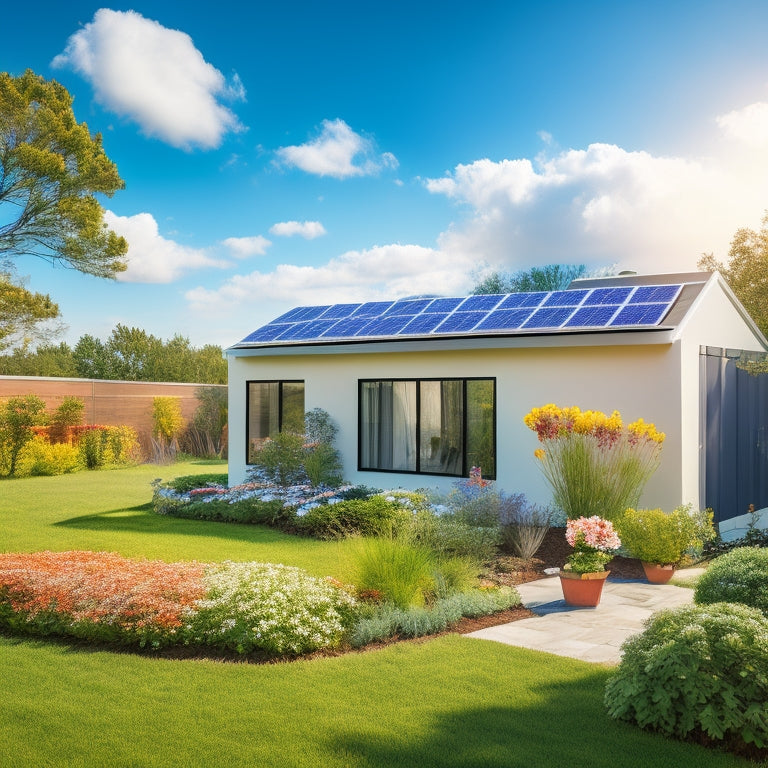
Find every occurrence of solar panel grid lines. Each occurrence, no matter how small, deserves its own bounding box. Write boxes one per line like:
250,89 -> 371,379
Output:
238,283 -> 684,345
497,292 -> 548,309
434,310 -> 488,333
316,303 -> 362,320
542,289 -> 589,307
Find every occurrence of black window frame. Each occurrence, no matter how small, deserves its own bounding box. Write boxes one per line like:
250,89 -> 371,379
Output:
357,377 -> 496,479
245,379 -> 305,465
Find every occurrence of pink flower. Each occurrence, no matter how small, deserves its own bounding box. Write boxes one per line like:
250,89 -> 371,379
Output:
566,516 -> 621,552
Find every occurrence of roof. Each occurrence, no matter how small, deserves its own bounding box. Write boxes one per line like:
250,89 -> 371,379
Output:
230,272 -> 712,352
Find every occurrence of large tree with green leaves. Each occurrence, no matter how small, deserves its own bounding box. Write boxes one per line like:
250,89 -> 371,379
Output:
472,264 -> 589,294
698,211 -> 768,338
0,70 -> 127,277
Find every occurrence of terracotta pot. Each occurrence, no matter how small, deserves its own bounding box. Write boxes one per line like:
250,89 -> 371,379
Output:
559,570 -> 609,607
641,561 -> 676,584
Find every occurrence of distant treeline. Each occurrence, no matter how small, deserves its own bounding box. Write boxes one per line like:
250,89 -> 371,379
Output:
0,324 -> 227,384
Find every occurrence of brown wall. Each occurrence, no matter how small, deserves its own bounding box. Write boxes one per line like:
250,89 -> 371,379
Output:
0,375 -> 226,451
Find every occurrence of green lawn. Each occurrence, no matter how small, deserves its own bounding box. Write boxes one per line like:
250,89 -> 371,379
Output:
0,463 -> 751,768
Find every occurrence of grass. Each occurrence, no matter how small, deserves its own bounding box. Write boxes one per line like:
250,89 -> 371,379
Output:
0,459 -> 359,579
0,463 -> 754,768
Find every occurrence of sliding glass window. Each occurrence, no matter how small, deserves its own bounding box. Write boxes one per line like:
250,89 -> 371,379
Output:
359,378 -> 495,478
247,380 -> 304,463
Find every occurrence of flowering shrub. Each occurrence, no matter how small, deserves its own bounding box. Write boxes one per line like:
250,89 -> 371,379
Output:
524,404 -> 665,521
186,562 -> 357,655
0,551 -> 356,656
564,516 -> 621,573
15,436 -> 83,476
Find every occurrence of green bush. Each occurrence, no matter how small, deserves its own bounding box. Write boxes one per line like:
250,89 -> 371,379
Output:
406,511 -> 500,562
154,495 -> 289,526
251,431 -> 307,486
169,473 -> 229,493
15,436 -> 82,476
0,394 -> 47,476
298,496 -> 410,539
354,538 -> 436,609
431,555 -> 481,599
604,603 -> 768,751
618,505 -> 715,564
349,587 -> 519,648
78,426 -> 140,469
303,442 -> 343,487
694,547 -> 768,615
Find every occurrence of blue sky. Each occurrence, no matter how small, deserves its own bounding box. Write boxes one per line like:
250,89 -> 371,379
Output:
4,1 -> 768,348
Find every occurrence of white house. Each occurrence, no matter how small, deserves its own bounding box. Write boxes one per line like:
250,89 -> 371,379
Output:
226,271 -> 768,523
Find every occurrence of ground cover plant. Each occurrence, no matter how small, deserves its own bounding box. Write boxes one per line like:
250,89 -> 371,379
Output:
694,546 -> 768,614
0,464 -> 754,767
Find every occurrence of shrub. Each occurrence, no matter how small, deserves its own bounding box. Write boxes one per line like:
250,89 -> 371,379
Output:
0,394 -> 47,476
298,496 -> 410,539
152,396 -> 185,463
694,547 -> 768,615
77,426 -> 140,469
15,436 -> 82,476
49,396 -> 85,443
500,498 -> 557,559
618,505 -> 715,565
349,587 -> 519,647
303,442 -> 343,487
304,407 -> 338,444
185,561 -> 357,656
407,512 -> 500,563
354,538 -> 436,608
431,555 -> 481,599
251,431 -> 307,486
169,473 -> 229,494
604,603 -> 768,751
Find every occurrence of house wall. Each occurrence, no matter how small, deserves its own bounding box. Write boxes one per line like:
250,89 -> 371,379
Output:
673,277 -> 768,512
228,340 -> 685,511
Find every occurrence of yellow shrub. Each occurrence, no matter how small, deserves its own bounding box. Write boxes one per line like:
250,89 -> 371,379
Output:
16,436 -> 83,476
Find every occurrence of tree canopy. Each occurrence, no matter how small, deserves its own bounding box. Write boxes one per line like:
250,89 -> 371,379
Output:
0,70 -> 127,277
472,264 -> 589,294
0,270 -> 61,351
698,211 -> 768,338
0,324 -> 227,384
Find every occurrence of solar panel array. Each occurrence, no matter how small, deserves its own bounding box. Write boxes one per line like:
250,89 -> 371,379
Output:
239,284 -> 683,346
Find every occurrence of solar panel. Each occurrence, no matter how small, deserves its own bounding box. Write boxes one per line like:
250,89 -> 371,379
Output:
457,294 -> 505,312
317,303 -> 361,320
238,283 -> 684,345
435,311 -> 487,333
384,298 -> 434,316
475,309 -> 533,331
522,307 -> 575,328
542,289 -> 588,307
611,303 -> 670,326
497,292 -> 548,309
565,305 -> 620,327
271,305 -> 329,323
581,287 -> 632,305
400,313 -> 450,334
629,285 -> 681,303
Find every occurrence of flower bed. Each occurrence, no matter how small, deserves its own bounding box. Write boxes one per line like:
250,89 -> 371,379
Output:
0,550 -> 519,658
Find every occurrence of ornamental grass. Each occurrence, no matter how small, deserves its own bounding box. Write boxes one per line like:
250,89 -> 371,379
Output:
524,404 -> 665,522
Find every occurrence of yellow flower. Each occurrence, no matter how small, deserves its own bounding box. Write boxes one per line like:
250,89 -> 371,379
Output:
534,448 -> 545,460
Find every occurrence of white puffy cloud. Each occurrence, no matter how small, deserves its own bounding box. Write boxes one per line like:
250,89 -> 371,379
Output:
275,119 -> 398,178
426,123 -> 768,274
105,211 -> 230,283
717,100 -> 768,149
222,235 -> 272,258
52,9 -> 244,150
269,220 -> 327,239
186,244 -> 477,320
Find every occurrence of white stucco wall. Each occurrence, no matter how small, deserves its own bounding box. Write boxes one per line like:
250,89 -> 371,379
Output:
228,337 -> 685,511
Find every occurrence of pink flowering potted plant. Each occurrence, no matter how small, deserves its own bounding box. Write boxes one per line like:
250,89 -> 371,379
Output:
560,516 -> 622,606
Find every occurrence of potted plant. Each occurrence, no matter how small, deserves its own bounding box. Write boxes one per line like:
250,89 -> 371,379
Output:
617,505 -> 715,583
559,516 -> 622,606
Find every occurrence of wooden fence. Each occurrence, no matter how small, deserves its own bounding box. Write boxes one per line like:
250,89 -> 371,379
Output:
0,375 -> 226,454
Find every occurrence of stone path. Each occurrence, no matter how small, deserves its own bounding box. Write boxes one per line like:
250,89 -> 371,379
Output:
467,570 -> 703,664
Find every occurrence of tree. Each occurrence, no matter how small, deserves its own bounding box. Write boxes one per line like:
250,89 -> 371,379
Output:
0,270 -> 61,350
0,394 -> 47,476
699,211 -> 768,338
0,70 -> 127,277
0,341 -> 76,377
472,264 -> 589,294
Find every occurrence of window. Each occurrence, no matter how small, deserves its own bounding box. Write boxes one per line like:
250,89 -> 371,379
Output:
359,378 -> 495,478
247,380 -> 304,463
